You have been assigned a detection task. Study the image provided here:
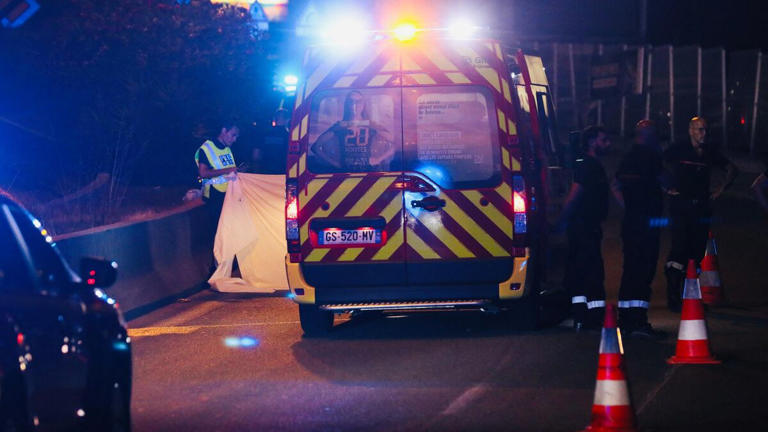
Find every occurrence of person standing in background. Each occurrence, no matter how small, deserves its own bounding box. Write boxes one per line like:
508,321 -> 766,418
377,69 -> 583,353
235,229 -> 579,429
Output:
195,122 -> 240,271
557,126 -> 612,331
663,117 -> 737,312
613,120 -> 666,338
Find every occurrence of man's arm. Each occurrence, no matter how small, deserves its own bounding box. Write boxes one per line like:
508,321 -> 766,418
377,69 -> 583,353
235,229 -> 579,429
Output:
198,162 -> 236,179
554,182 -> 583,232
711,151 -> 739,200
610,178 -> 625,209
311,125 -> 343,168
752,172 -> 768,213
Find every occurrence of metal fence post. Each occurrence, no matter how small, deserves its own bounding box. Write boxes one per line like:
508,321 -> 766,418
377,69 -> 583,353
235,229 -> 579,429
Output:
751,51 -> 762,154
669,46 -> 675,141
553,42 -> 558,103
697,46 -> 702,116
569,43 -> 577,127
645,47 -> 652,120
597,44 -> 603,125
620,44 -> 629,137
722,48 -> 727,149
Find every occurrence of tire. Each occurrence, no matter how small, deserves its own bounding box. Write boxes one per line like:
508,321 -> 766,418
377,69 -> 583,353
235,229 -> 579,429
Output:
299,305 -> 334,336
505,293 -> 540,331
85,379 -> 130,432
0,366 -> 33,432
105,383 -> 131,432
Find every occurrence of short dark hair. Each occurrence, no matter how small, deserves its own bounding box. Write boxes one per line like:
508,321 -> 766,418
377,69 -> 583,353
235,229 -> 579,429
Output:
220,116 -> 240,131
581,125 -> 605,150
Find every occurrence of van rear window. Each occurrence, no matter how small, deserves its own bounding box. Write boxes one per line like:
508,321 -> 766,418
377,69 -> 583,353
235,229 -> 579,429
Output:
403,86 -> 501,189
307,88 -> 402,174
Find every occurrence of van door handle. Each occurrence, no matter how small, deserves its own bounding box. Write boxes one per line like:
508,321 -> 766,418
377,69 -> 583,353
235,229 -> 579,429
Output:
411,196 -> 446,211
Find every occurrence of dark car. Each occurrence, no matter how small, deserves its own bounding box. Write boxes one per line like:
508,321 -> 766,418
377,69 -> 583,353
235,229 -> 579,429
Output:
0,194 -> 131,431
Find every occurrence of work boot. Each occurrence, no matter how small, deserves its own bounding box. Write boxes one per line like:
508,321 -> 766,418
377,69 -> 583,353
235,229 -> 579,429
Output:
572,303 -> 598,332
665,266 -> 684,313
624,308 -> 666,340
618,307 -> 638,331
578,306 -> 604,332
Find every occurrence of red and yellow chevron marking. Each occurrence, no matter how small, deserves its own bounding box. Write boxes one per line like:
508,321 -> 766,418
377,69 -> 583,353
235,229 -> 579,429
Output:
298,174 -> 405,263
404,185 -> 514,261
289,39 -> 524,264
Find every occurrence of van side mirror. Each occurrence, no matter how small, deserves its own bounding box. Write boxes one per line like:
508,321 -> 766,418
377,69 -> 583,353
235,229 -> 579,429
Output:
79,257 -> 118,288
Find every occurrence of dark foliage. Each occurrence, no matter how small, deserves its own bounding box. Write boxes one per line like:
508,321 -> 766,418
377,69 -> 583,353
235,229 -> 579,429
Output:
0,0 -> 271,230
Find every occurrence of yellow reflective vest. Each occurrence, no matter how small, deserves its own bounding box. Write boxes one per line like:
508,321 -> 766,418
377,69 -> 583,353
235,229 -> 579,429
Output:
195,140 -> 236,198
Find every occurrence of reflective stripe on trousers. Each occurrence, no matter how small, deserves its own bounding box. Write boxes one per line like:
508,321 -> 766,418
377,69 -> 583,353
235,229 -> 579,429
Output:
617,300 -> 650,309
572,296 -> 606,309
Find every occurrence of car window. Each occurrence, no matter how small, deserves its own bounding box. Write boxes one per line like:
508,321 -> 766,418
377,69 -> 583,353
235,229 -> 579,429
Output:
0,206 -> 32,293
403,86 -> 501,189
10,208 -> 71,289
307,88 -> 402,174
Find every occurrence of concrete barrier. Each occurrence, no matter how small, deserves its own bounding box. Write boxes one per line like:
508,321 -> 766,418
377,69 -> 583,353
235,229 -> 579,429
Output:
55,202 -> 213,320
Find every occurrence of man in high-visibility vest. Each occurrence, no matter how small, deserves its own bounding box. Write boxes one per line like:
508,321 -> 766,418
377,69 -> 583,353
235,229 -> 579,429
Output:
195,123 -> 240,268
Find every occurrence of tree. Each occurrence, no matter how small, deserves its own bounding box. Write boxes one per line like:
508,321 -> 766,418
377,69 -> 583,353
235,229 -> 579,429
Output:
0,0 -> 271,231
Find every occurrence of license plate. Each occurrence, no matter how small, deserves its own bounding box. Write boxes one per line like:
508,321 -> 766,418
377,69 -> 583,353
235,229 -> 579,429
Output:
319,228 -> 381,245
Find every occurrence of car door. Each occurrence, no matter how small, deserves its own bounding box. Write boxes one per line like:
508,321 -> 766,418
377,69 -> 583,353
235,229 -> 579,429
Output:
296,46 -> 409,298
394,41 -> 523,293
2,204 -> 89,428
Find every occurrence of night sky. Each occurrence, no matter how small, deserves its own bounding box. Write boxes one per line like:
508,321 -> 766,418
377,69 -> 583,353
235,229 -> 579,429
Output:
647,0 -> 768,49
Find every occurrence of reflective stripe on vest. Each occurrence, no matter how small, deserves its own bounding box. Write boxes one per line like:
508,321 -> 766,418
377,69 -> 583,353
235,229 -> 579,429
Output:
196,140 -> 235,196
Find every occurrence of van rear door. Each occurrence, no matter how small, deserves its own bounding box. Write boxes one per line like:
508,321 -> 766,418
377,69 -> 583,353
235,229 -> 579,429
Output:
296,46 -> 408,297
399,42 -> 519,288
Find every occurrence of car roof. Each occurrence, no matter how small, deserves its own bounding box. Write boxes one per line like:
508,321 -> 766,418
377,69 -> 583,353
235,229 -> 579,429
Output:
0,191 -> 21,207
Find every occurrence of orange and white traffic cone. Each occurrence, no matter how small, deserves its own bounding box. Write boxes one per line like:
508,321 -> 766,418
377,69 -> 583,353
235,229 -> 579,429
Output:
700,232 -> 725,305
582,304 -> 637,432
667,259 -> 722,365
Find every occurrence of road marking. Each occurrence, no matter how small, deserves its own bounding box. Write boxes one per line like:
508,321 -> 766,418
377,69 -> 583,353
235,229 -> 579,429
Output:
637,365 -> 679,415
128,326 -> 201,337
430,342 -> 517,422
439,384 -> 490,416
127,321 -> 302,338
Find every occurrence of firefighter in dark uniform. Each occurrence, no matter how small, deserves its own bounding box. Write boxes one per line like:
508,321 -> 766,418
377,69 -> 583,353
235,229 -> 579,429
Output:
613,120 -> 665,338
557,126 -> 611,331
664,117 -> 737,311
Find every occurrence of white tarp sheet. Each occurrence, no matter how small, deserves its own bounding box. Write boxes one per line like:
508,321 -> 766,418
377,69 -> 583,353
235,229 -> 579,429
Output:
208,173 -> 289,292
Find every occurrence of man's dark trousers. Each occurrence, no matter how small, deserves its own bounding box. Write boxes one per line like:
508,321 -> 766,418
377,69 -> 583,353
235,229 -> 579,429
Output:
565,221 -> 605,326
619,216 -> 660,326
665,198 -> 710,309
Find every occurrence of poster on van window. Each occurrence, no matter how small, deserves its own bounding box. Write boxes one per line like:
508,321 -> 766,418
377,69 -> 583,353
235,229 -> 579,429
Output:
414,92 -> 496,185
307,88 -> 401,173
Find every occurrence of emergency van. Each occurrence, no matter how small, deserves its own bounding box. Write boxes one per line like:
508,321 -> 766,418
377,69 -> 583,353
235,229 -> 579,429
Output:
284,26 -> 562,334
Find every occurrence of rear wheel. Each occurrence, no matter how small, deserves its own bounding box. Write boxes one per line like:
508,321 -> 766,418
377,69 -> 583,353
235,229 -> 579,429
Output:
298,305 -> 333,336
0,366 -> 33,432
504,293 -> 540,330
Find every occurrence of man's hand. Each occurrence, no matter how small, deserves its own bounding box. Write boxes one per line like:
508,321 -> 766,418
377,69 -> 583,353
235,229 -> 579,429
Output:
710,188 -> 725,201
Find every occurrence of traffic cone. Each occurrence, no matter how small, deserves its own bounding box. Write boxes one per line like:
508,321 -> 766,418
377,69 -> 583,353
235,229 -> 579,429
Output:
582,304 -> 637,432
700,232 -> 725,305
667,260 -> 722,365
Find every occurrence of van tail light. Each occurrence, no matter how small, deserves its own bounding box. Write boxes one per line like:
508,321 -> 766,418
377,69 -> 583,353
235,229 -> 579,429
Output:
286,180 -> 301,258
286,197 -> 298,219
513,191 -> 526,213
512,175 -> 527,235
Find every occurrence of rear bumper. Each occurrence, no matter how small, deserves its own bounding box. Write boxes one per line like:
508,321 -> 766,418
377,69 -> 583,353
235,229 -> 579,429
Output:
285,249 -> 530,307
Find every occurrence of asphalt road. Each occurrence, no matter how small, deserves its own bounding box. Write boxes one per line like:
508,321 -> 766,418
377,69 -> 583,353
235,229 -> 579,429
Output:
127,155 -> 768,431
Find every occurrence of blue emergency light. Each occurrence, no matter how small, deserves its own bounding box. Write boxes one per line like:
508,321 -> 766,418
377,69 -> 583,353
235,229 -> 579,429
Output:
0,0 -> 39,28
